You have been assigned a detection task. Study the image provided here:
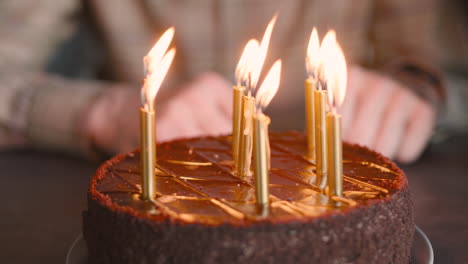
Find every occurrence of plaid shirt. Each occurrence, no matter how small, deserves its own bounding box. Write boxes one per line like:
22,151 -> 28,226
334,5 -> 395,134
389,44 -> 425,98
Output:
0,0 -> 450,156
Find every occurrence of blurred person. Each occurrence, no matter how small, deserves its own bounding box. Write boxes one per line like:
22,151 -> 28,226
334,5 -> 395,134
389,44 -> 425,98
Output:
0,0 -> 447,163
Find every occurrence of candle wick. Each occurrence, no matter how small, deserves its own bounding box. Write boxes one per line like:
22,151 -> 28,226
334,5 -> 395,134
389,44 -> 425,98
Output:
330,99 -> 338,114
247,73 -> 253,97
319,79 -> 326,92
311,67 -> 319,81
140,88 -> 147,107
256,104 -> 264,116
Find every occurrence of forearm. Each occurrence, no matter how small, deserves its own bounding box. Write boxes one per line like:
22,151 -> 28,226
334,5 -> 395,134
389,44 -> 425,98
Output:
370,0 -> 446,114
381,60 -> 445,115
0,72 -> 106,157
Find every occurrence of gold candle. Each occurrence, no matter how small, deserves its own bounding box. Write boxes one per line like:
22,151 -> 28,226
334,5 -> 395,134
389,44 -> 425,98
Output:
232,85 -> 245,168
234,15 -> 277,178
252,59 -> 282,214
305,78 -> 316,159
139,27 -> 176,201
238,96 -> 255,178
254,113 -> 270,206
305,27 -> 320,160
318,30 -> 347,198
326,112 -> 342,197
140,108 -> 156,200
234,39 -> 259,171
265,116 -> 271,170
314,89 -> 328,190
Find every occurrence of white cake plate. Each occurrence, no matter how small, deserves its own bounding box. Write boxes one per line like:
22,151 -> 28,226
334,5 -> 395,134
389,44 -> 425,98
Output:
66,225 -> 433,264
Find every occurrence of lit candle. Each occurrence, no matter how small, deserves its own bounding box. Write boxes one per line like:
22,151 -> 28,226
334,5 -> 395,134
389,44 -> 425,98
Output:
232,85 -> 245,167
320,32 -> 347,198
313,31 -> 338,190
254,59 -> 282,212
236,15 -> 277,177
326,111 -> 342,197
143,28 -> 174,76
313,87 -> 328,190
140,28 -> 176,200
238,95 -> 255,178
253,113 -> 270,206
233,40 -> 259,169
305,27 -> 320,160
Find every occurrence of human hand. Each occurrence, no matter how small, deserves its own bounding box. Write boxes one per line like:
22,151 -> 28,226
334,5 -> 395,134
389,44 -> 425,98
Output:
85,85 -> 140,155
86,72 -> 232,155
156,72 -> 232,142
341,66 -> 436,163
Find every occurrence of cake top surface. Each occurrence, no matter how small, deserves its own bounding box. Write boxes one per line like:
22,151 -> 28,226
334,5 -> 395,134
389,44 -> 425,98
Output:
90,131 -> 406,225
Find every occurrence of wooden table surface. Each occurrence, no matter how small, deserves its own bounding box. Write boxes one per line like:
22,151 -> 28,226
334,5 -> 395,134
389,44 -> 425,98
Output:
0,135 -> 467,263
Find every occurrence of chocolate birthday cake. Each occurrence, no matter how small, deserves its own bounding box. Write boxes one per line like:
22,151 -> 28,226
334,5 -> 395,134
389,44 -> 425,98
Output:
83,131 -> 413,263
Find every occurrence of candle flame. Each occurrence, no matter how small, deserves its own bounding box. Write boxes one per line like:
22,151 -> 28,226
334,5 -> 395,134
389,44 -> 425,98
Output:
317,30 -> 336,84
251,15 -> 277,91
142,28 -> 176,111
143,48 -> 176,110
319,30 -> 347,111
256,60 -> 282,112
306,27 -> 320,78
235,39 -> 260,87
144,27 -> 175,75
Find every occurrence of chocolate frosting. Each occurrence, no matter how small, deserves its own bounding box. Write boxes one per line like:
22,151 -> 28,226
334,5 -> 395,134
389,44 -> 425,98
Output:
90,131 -> 406,225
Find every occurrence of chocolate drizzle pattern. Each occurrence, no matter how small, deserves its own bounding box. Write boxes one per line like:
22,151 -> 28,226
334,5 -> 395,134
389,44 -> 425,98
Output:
99,131 -> 403,225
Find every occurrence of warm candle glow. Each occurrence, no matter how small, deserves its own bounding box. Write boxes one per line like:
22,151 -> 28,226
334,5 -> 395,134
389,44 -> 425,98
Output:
141,28 -> 176,112
144,27 -> 175,74
319,30 -> 347,112
255,60 -> 282,112
235,39 -> 260,87
235,15 -> 277,180
306,27 -> 320,78
320,30 -> 346,198
143,49 -> 176,111
140,27 -> 176,201
250,15 -> 277,92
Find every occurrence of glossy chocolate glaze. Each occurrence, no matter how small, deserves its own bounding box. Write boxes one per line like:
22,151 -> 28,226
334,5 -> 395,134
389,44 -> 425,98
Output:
92,131 -> 406,225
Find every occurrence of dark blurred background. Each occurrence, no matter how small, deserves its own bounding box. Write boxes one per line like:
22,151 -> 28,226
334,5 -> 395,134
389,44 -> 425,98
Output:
1,0 -> 467,263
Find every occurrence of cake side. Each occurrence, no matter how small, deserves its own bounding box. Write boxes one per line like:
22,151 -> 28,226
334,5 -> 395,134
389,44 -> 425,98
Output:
83,131 -> 414,263
83,188 -> 412,264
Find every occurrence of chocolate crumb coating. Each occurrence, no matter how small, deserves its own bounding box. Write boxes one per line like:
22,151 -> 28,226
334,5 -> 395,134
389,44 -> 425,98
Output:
83,131 -> 414,264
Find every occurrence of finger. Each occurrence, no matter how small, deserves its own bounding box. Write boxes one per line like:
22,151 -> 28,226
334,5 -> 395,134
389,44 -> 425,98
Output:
158,100 -> 201,141
396,98 -> 435,163
346,77 -> 397,148
193,72 -> 233,117
199,116 -> 231,136
116,89 -> 141,152
341,66 -> 366,138
174,102 -> 204,138
372,88 -> 415,159
156,114 -> 176,143
197,85 -> 232,122
217,87 -> 233,120
204,111 -> 232,135
194,102 -> 232,135
180,88 -> 232,136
